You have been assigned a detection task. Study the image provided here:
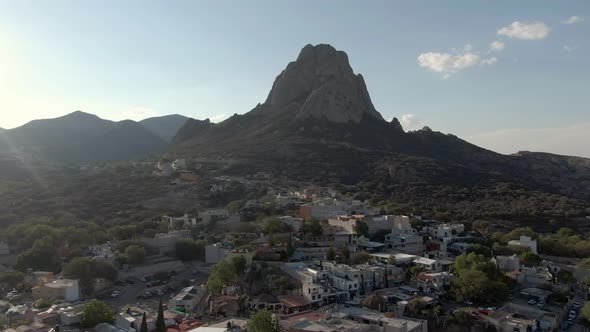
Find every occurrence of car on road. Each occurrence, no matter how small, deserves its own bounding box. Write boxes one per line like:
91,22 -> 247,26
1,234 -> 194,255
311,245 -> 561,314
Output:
573,302 -> 581,310
528,299 -> 537,305
111,290 -> 121,298
156,289 -> 164,296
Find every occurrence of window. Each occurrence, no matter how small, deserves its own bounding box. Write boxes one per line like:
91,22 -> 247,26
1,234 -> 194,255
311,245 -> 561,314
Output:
312,295 -> 316,300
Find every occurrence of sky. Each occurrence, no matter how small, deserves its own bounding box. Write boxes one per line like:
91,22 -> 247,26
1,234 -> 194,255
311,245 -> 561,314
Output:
0,0 -> 588,157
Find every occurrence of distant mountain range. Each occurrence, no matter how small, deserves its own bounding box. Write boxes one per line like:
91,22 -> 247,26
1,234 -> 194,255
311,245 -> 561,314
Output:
170,44 -> 590,200
1,44 -> 588,202
0,112 -> 190,163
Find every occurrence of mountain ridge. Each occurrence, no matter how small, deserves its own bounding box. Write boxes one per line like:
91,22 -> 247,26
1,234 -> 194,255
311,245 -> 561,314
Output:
0,111 -> 184,162
170,44 -> 590,200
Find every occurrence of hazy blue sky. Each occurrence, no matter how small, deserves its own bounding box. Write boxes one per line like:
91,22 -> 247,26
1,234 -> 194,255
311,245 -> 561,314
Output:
0,1 -> 588,156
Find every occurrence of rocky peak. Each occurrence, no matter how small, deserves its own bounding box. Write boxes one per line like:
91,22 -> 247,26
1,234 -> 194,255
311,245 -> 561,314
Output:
264,44 -> 385,124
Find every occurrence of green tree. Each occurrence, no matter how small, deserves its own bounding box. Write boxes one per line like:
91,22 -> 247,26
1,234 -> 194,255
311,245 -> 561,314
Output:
33,298 -> 51,309
63,257 -> 118,297
140,312 -> 148,332
354,220 -> 369,237
261,217 -> 290,234
519,252 -> 542,267
286,234 -> 294,259
230,255 -> 247,277
326,247 -> 336,261
0,271 -> 25,289
81,300 -> 115,328
340,247 -> 350,264
226,200 -> 243,214
350,251 -> 372,265
453,269 -> 489,302
125,245 -> 146,264
582,302 -> 590,327
454,253 -> 497,279
248,309 -> 281,332
557,270 -> 575,284
301,218 -> 322,236
156,300 -> 166,332
207,274 -> 224,295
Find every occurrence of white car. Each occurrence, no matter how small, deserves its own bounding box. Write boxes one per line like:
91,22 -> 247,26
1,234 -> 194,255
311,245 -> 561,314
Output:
528,299 -> 537,305
111,290 -> 121,298
573,302 -> 581,309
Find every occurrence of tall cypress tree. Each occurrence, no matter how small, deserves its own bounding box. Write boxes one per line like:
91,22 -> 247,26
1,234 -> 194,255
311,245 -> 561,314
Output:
140,312 -> 148,332
156,300 -> 165,332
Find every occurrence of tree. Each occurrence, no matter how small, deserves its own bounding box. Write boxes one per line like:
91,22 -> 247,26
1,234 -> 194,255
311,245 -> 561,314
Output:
248,309 -> 281,332
340,247 -> 350,264
63,257 -> 118,297
454,253 -> 497,279
81,300 -> 115,328
175,239 -> 206,261
0,271 -> 25,289
125,245 -> 146,264
581,302 -> 590,326
519,252 -> 541,267
557,270 -> 575,284
350,251 -> 372,265
354,220 -> 369,237
286,234 -> 294,259
453,269 -> 489,302
140,312 -> 148,332
326,247 -> 336,261
226,200 -> 243,214
301,218 -> 322,236
230,255 -> 247,277
156,300 -> 166,332
261,217 -> 290,234
363,293 -> 386,311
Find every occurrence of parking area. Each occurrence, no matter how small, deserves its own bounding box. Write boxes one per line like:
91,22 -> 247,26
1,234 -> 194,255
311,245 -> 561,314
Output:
102,262 -> 211,310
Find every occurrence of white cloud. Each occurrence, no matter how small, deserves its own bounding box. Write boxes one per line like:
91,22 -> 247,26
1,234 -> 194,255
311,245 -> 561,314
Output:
497,21 -> 550,40
400,114 -> 426,131
209,114 -> 229,123
417,46 -> 497,78
489,41 -> 505,52
563,44 -> 578,52
117,107 -> 159,121
466,122 -> 590,158
562,16 -> 584,24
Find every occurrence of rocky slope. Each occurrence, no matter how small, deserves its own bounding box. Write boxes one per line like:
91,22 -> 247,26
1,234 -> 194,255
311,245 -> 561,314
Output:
171,44 -> 590,200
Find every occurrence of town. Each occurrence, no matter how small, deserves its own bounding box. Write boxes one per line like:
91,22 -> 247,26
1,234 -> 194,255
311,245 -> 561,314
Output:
1,160 -> 589,332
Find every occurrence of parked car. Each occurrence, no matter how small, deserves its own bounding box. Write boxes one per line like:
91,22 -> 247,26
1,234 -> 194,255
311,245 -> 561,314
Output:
111,290 -> 121,298
573,302 -> 581,310
528,299 -> 537,305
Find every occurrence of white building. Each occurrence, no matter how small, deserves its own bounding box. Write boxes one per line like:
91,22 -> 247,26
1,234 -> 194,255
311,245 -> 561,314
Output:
142,229 -> 192,254
168,285 -> 207,313
493,255 -> 521,272
172,159 -> 187,170
508,236 -> 538,254
428,223 -> 465,239
205,243 -> 232,264
31,279 -> 80,302
413,257 -> 442,272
